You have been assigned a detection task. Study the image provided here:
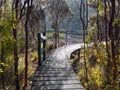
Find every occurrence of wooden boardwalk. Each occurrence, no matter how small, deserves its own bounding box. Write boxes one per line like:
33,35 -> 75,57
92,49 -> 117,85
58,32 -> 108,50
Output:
31,44 -> 84,90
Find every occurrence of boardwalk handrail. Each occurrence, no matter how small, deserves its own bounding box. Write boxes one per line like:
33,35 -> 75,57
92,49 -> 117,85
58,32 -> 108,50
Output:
70,48 -> 83,60
70,49 -> 81,61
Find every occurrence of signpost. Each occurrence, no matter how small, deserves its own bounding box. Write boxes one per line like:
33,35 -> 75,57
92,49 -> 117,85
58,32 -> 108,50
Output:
38,32 -> 47,66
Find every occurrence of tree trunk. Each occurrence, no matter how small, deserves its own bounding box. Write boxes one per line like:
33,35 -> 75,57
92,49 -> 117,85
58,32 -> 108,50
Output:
13,0 -> 20,89
25,22 -> 28,86
108,0 -> 117,88
24,0 -> 32,86
118,0 -> 120,13
104,0 -> 111,85
54,19 -> 59,48
85,0 -> 88,35
79,0 -> 88,89
57,27 -> 59,47
13,28 -> 20,90
97,0 -> 100,40
66,28 -> 68,45
1,41 -> 5,90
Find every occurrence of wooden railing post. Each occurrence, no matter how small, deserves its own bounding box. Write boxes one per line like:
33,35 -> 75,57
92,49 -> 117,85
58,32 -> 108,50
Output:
43,32 -> 46,61
78,49 -> 80,60
38,33 -> 41,66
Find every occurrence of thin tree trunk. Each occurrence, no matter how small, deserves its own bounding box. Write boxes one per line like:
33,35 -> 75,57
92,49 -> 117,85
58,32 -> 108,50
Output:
57,27 -> 59,47
97,0 -> 100,40
108,0 -> 117,88
85,0 -> 88,35
24,0 -> 32,86
79,0 -> 88,89
54,32 -> 57,48
12,0 -> 20,89
66,28 -> 68,45
104,0 -> 111,85
1,41 -> 5,90
118,0 -> 120,13
54,19 -> 59,48
13,28 -> 20,90
25,22 -> 28,86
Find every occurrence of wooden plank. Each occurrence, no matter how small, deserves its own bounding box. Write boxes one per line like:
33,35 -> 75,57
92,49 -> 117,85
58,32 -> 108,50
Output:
35,70 -> 74,74
33,70 -> 76,77
32,76 -> 78,81
33,73 -> 76,77
42,62 -> 71,66
32,87 -> 83,90
32,80 -> 81,86
41,65 -> 71,68
31,84 -> 83,90
35,67 -> 73,71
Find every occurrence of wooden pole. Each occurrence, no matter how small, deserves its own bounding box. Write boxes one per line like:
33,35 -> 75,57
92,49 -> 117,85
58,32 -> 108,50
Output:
38,33 -> 41,66
78,49 -> 80,60
43,32 -> 46,61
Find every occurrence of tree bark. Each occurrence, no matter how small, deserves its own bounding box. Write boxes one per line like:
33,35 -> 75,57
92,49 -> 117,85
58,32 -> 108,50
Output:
24,0 -> 32,86
12,0 -> 20,89
108,0 -> 117,88
79,0 -> 88,89
1,41 -> 5,90
13,28 -> 20,90
54,19 -> 59,48
25,22 -> 28,86
97,0 -> 100,40
104,0 -> 111,85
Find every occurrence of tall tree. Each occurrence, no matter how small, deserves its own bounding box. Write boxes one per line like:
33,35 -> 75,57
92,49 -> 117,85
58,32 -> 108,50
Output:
74,0 -> 88,89
24,0 -> 33,87
1,42 -> 5,90
12,0 -> 20,89
12,0 -> 27,89
103,0 -> 111,85
0,1 -> 6,89
97,0 -> 100,39
108,0 -> 117,89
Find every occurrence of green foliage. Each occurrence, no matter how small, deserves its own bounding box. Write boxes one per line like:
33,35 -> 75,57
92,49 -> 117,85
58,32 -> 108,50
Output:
0,62 -> 8,67
88,0 -> 97,8
0,16 -> 12,35
98,1 -> 104,11
86,24 -> 97,43
0,55 -> 14,86
0,13 -> 14,55
89,65 -> 103,86
113,17 -> 120,28
0,68 -> 3,73
0,7 -> 16,88
76,44 -> 110,89
32,52 -> 38,59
